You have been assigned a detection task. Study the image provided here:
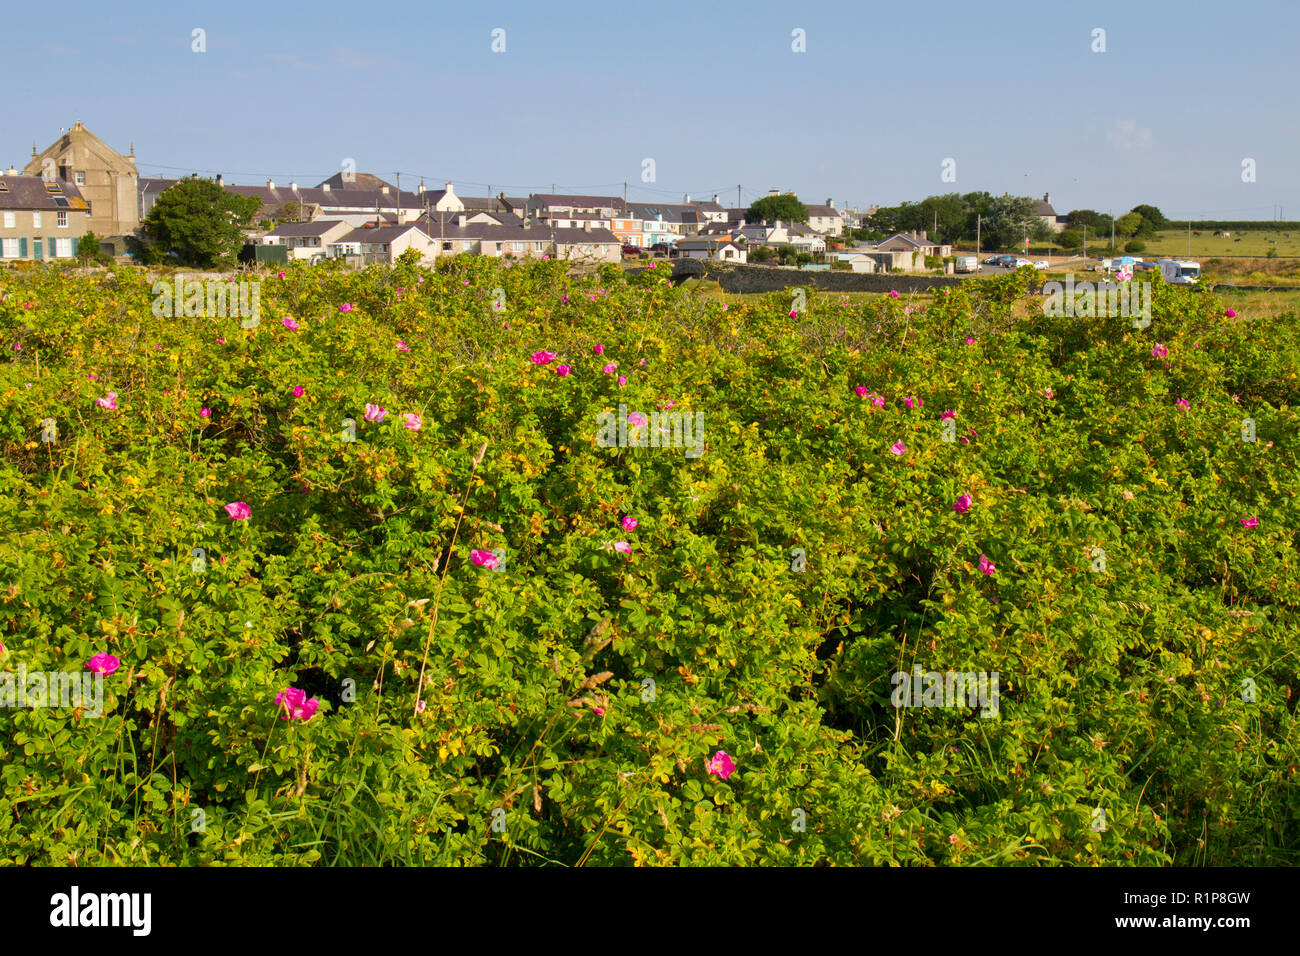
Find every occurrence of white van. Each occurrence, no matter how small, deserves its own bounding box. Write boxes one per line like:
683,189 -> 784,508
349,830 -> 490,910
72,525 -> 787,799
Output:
954,255 -> 978,273
1158,259 -> 1200,284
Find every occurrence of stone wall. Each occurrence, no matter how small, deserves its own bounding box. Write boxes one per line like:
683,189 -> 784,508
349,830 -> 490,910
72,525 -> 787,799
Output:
660,260 -> 967,294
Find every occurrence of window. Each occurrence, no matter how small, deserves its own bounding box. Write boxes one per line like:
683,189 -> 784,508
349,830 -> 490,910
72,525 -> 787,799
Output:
75,172 -> 85,185
32,212 -> 42,228
442,241 -> 452,251
1,238 -> 18,258
2,212 -> 13,229
54,238 -> 73,257
58,211 -> 68,228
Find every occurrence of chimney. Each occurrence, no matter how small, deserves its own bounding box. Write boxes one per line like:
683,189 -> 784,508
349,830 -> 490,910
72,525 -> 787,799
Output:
712,194 -> 719,204
584,221 -> 592,232
267,179 -> 275,189
417,180 -> 425,195
684,193 -> 691,203
1043,192 -> 1050,203
826,198 -> 832,207
216,174 -> 224,187
457,213 -> 466,227
290,181 -> 298,192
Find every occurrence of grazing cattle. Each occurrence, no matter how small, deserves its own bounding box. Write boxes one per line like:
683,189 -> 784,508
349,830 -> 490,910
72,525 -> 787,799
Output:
1234,238 -> 1242,243
1193,231 -> 1202,236
1222,232 -> 1230,238
1213,230 -> 1222,236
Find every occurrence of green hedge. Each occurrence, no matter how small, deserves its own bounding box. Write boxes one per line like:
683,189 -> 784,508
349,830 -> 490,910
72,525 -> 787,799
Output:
1,258 -> 1297,865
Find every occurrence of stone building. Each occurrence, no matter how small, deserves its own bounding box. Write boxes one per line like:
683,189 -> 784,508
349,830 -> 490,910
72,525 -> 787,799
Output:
23,122 -> 139,249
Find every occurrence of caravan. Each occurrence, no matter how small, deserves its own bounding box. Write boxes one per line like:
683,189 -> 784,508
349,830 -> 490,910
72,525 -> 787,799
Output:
1158,259 -> 1200,285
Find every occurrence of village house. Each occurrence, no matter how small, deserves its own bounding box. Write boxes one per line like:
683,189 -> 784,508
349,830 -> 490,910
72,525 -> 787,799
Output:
804,200 -> 845,236
675,235 -> 747,263
1035,193 -> 1065,233
24,122 -> 138,253
259,220 -> 354,260
326,222 -> 439,266
0,173 -> 92,260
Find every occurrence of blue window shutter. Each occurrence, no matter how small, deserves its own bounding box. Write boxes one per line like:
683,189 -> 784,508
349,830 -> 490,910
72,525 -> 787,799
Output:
19,238 -> 27,257
71,237 -> 79,256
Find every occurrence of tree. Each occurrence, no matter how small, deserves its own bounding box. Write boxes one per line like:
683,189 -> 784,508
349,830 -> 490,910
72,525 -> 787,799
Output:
748,245 -> 774,263
1065,209 -> 1113,233
775,244 -> 798,265
1114,212 -> 1144,239
76,230 -> 102,264
141,177 -> 262,268
981,195 -> 1051,250
1056,229 -> 1084,252
1124,240 -> 1146,253
1130,204 -> 1168,229
747,194 -> 808,225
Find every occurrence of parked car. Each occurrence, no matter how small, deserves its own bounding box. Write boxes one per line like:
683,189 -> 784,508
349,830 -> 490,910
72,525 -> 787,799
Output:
649,243 -> 673,257
1032,260 -> 1049,270
981,256 -> 1001,265
1010,257 -> 1031,268
621,244 -> 646,258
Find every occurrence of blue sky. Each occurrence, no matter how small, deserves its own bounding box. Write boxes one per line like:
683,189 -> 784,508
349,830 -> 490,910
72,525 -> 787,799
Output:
3,0 -> 1295,220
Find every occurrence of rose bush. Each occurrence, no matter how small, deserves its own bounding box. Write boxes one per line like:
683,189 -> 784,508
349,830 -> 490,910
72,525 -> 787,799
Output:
0,256 -> 1297,865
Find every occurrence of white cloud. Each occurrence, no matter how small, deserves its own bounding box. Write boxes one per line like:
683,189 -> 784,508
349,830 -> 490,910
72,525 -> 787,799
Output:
1107,119 -> 1153,150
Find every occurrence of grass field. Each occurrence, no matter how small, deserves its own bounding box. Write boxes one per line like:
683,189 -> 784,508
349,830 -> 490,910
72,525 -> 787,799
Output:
1114,229 -> 1300,259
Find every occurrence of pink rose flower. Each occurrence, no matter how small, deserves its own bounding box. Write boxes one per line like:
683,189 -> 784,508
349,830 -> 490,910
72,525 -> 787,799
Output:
953,494 -> 972,514
613,541 -> 631,553
617,376 -> 627,386
855,385 -> 869,397
396,340 -> 410,352
275,686 -> 320,721
706,750 -> 736,779
889,441 -> 907,456
1151,343 -> 1168,358
904,396 -> 923,410
622,516 -> 638,532
530,351 -> 558,365
339,303 -> 354,313
593,344 -> 604,355
555,364 -> 571,377
292,385 -> 304,398
965,337 -> 975,345
282,317 -> 299,331
96,392 -> 118,410
1176,398 -> 1189,409
941,409 -> 956,420
86,653 -> 120,675
403,413 -> 422,431
1226,308 -> 1236,318
889,290 -> 899,298
364,403 -> 386,423
471,549 -> 499,569
978,553 -> 996,576
1240,516 -> 1258,530
277,271 -> 286,278
200,408 -> 211,418
225,501 -> 251,520
603,363 -> 618,374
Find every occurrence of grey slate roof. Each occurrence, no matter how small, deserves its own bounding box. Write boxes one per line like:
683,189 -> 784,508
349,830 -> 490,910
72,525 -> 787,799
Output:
0,175 -> 90,210
265,220 -> 347,237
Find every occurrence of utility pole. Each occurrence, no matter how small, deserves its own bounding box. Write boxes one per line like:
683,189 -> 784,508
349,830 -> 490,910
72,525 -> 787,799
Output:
1188,220 -> 1191,258
1110,212 -> 1114,253
737,185 -> 742,213
552,183 -> 556,194
394,172 -> 400,223
976,214 -> 980,257
1083,224 -> 1087,259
